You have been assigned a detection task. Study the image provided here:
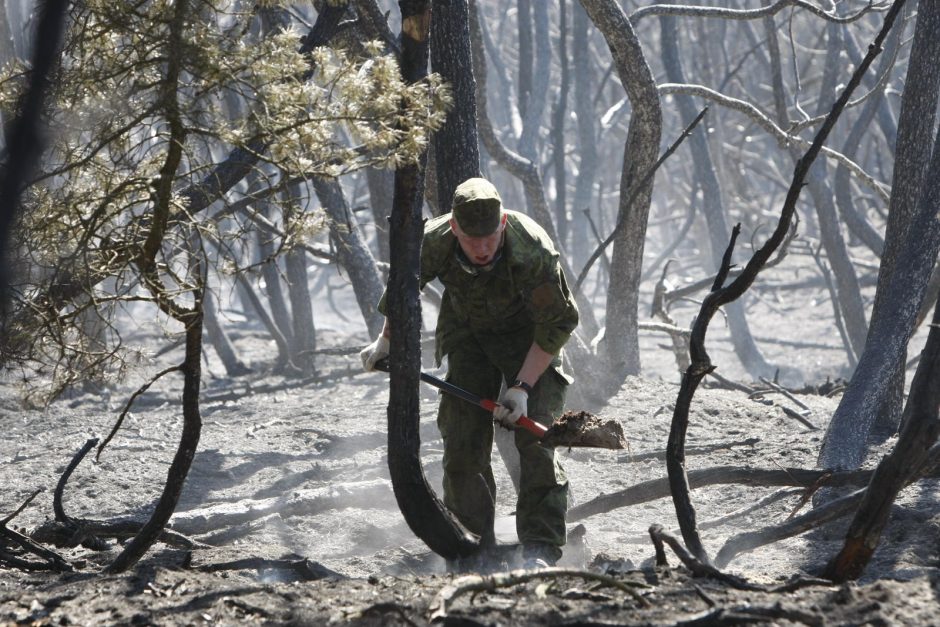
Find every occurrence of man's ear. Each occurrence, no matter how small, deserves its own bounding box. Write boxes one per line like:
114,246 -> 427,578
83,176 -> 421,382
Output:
449,218 -> 458,234
500,212 -> 507,227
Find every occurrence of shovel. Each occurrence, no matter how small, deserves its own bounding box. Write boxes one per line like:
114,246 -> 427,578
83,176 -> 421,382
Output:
373,359 -> 625,450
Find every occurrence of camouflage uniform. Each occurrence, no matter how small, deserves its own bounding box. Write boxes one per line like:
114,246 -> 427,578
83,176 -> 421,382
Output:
418,209 -> 579,556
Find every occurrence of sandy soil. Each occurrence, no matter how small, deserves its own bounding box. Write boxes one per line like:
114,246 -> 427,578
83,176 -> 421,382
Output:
2,311 -> 939,625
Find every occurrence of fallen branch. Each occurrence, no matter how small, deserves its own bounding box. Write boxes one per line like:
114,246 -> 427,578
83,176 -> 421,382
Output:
650,524 -> 761,590
620,488 -> 800,544
0,525 -> 71,572
715,441 -> 940,567
38,437 -> 203,551
428,567 -> 650,622
677,605 -> 825,627
619,438 -> 760,464
168,479 -> 395,535
568,464 -> 873,521
193,556 -> 344,580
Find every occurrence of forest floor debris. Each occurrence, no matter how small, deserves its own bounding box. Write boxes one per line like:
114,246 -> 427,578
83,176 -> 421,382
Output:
1,332 -> 939,624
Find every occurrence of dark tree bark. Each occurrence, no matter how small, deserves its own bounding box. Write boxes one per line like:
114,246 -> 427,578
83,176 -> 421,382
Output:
430,0 -> 481,213
819,1 -> 940,471
825,290 -> 940,582
0,0 -> 69,295
387,0 -> 478,560
660,14 -> 776,381
107,305 -> 203,573
311,177 -> 385,337
864,0 -> 940,440
579,0 -> 662,383
366,167 -> 394,264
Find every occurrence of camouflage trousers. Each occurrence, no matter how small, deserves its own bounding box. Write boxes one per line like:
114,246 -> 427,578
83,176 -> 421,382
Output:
437,331 -> 569,553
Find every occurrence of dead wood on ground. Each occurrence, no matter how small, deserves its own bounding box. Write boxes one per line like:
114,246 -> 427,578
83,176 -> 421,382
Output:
568,465 -> 872,521
31,437 -> 203,552
715,442 -> 940,568
428,566 -> 650,622
192,555 -> 344,580
0,491 -> 71,572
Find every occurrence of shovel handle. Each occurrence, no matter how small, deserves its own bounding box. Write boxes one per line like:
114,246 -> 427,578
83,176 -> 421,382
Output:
372,358 -> 548,439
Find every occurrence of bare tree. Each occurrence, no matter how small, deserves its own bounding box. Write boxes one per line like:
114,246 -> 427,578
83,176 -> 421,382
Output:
579,0 -> 662,385
819,1 -> 940,472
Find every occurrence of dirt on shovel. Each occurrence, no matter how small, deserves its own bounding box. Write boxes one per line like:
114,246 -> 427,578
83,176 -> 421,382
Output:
540,410 -> 627,449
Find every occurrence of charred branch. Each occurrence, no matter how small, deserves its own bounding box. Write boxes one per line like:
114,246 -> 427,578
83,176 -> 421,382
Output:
664,0 -> 907,566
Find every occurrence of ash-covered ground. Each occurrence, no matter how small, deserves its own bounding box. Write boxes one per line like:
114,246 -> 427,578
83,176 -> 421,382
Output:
1,316 -> 939,625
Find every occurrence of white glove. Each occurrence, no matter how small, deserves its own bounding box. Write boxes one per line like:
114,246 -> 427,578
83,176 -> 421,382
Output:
493,387 -> 528,427
360,335 -> 390,372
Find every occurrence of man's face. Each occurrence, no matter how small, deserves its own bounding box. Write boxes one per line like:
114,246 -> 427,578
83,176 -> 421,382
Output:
450,213 -> 507,266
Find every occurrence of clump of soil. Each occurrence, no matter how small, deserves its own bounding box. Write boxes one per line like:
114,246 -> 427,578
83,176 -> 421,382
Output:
542,410 -> 627,449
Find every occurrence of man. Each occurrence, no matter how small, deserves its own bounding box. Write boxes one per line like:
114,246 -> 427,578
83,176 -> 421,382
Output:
360,177 -> 578,567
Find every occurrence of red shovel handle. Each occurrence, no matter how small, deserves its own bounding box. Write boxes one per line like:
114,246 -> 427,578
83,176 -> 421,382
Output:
373,358 -> 549,440
516,415 -> 549,438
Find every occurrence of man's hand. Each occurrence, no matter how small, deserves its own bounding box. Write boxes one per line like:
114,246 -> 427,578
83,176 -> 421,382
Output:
360,335 -> 390,372
493,387 -> 528,427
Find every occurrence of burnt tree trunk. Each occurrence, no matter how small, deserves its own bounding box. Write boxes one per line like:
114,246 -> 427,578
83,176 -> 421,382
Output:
819,1 -> 940,471
517,0 -> 549,161
256,200 -> 295,347
387,0 -> 478,560
579,0 -> 662,383
285,244 -> 317,375
430,0 -> 481,214
864,0 -> 940,441
366,167 -> 394,264
107,304 -> 203,573
825,288 -> 940,582
832,7 -> 904,259
311,176 -> 385,337
0,0 -> 68,292
235,273 -> 296,373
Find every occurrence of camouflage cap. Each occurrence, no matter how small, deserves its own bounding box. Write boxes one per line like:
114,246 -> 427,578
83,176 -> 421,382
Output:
452,177 -> 502,236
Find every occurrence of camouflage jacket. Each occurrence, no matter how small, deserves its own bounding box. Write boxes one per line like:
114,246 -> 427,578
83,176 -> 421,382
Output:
409,210 -> 579,362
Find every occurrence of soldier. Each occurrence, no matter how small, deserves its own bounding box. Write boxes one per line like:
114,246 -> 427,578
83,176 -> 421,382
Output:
360,177 -> 579,568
